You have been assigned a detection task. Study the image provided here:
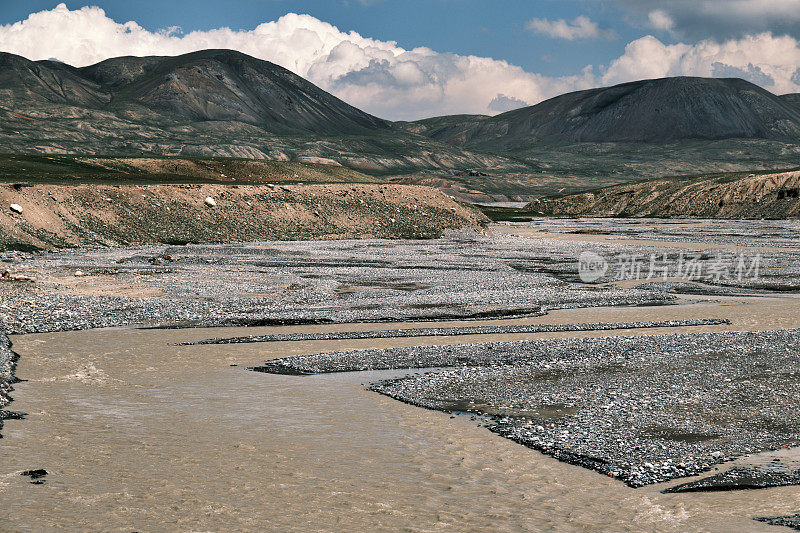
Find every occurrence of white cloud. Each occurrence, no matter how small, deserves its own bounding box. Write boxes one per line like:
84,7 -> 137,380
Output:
602,33 -> 800,95
1,4 -> 799,123
488,94 -> 529,113
647,10 -> 675,33
526,16 -> 616,40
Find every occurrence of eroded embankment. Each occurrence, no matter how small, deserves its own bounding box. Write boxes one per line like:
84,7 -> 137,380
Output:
0,182 -> 486,250
0,332 -> 20,433
537,170 -> 800,219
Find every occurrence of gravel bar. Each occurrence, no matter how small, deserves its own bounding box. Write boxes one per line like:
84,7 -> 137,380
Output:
664,466 -> 800,492
188,318 -> 729,345
249,329 -> 800,487
364,330 -> 800,487
0,333 -> 21,434
755,514 -> 800,530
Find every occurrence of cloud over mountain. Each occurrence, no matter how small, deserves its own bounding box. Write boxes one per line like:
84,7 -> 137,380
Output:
602,33 -> 800,95
0,4 -> 799,121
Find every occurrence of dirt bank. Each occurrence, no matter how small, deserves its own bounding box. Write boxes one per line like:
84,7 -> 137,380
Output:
537,170 -> 800,219
0,182 -> 486,250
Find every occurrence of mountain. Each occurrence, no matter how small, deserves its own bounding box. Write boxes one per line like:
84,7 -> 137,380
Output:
416,77 -> 800,148
780,93 -> 800,111
78,50 -> 389,134
0,49 -> 387,135
1,50 -> 800,201
0,52 -> 109,108
0,49 -> 385,135
0,50 -> 523,187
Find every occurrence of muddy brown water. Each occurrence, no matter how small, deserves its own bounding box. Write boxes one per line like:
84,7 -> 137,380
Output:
2,295 -> 800,532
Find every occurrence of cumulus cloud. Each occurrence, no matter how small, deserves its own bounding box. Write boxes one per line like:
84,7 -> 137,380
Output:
526,16 -> 616,40
711,62 -> 774,86
1,4 -> 799,122
602,33 -> 800,95
616,0 -> 800,39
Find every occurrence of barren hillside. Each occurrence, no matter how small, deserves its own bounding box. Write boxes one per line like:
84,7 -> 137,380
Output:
537,170 -> 800,219
0,182 -> 485,251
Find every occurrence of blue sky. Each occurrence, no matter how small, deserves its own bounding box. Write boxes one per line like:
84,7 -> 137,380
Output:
0,1 -> 672,77
1,1 -> 799,120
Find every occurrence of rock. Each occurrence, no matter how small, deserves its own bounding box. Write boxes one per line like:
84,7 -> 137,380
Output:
9,203 -> 23,214
204,197 -> 217,207
1,270 -> 36,282
20,469 -> 47,484
74,270 -> 85,277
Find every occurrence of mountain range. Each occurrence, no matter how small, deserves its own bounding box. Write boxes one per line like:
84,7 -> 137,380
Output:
1,49 -> 799,199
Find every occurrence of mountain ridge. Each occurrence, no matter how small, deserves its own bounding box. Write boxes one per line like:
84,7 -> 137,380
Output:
1,49 -> 389,135
413,77 -> 800,148
1,49 -> 799,200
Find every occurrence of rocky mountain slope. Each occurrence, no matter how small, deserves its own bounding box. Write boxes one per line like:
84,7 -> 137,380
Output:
0,50 -> 526,185
2,50 -> 388,135
414,77 -> 800,149
780,93 -> 800,110
537,169 -> 800,219
82,50 -> 389,134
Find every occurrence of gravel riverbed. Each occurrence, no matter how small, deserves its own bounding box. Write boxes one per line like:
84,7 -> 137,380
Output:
1,219 -> 799,518
361,330 -> 800,487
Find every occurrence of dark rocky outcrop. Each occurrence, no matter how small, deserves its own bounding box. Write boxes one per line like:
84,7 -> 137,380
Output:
755,514 -> 800,530
664,467 -> 800,492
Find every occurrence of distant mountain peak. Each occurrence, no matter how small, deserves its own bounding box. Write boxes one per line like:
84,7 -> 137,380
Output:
1,49 -> 388,135
419,76 -> 800,147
